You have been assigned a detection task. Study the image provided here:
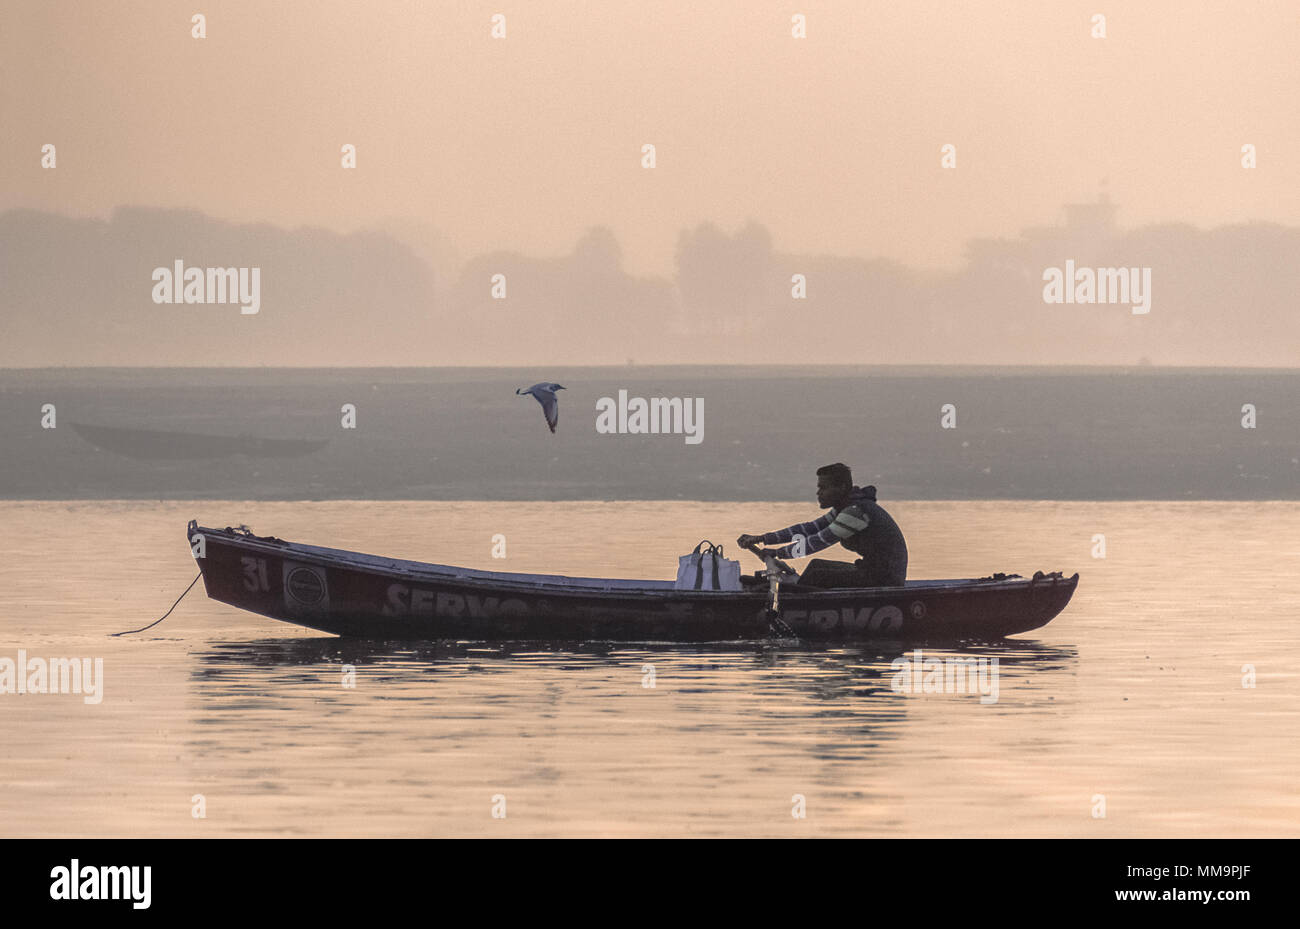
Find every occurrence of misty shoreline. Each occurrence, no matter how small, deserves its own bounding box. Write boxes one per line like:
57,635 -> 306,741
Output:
3,367 -> 1296,501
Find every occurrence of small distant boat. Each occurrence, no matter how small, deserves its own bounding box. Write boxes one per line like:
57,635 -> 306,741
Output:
72,423 -> 328,460
187,521 -> 1079,642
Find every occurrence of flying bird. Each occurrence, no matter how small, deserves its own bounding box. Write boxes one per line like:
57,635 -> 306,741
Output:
516,382 -> 565,433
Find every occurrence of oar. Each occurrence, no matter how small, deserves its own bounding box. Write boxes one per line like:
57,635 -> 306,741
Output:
743,542 -> 797,638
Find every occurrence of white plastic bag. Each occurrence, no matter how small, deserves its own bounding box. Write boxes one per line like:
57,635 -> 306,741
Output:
675,541 -> 743,591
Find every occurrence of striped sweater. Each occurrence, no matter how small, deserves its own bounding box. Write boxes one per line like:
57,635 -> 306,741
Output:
761,485 -> 901,561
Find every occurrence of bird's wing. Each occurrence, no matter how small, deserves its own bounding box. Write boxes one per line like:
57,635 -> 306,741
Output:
540,392 -> 559,432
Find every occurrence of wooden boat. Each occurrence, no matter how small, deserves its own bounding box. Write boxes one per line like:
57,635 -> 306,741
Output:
187,521 -> 1078,642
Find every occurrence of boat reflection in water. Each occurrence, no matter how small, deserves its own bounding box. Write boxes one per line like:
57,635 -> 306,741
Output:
186,638 -> 1078,774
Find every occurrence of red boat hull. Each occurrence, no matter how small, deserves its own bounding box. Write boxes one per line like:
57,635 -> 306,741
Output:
188,522 -> 1078,642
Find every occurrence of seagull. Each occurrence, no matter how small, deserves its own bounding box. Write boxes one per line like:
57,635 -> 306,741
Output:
516,382 -> 565,433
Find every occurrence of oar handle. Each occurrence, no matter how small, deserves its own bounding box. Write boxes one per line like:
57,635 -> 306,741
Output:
742,541 -> 795,576
741,542 -> 797,636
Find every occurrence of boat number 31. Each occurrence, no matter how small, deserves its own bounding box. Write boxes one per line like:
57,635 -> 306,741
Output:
241,556 -> 271,593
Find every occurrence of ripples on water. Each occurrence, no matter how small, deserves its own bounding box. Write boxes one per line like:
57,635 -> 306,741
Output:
171,638 -> 1077,836
2,500 -> 1297,836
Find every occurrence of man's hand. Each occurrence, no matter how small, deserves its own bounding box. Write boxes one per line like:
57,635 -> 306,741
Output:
737,534 -> 763,549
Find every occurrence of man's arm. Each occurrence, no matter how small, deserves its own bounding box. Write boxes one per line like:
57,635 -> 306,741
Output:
739,512 -> 833,558
759,513 -> 832,546
759,505 -> 871,559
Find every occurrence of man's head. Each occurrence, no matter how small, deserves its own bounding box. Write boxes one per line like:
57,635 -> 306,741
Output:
815,462 -> 854,508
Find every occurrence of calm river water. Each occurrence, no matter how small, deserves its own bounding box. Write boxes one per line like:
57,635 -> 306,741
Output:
1,499 -> 1297,837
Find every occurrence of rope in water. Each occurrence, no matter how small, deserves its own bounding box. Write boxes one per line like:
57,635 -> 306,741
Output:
111,570 -> 202,637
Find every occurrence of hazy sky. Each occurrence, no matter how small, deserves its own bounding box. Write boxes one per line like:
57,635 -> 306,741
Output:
2,0 -> 1297,276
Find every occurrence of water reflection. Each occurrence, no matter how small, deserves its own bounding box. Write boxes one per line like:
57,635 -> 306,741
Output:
191,636 -> 1077,679
188,637 -> 1077,724
181,637 -> 1080,827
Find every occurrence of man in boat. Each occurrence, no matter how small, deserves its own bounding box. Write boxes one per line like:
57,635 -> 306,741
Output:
737,463 -> 908,589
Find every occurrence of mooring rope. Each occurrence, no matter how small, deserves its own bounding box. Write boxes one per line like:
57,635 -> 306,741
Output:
111,570 -> 202,637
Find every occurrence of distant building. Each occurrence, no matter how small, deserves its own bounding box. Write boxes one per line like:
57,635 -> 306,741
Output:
1061,191 -> 1117,236
1022,192 -> 1118,243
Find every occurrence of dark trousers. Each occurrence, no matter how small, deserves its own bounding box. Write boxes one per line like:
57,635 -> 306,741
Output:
798,555 -> 907,589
